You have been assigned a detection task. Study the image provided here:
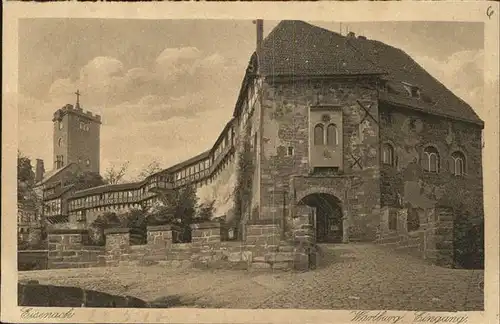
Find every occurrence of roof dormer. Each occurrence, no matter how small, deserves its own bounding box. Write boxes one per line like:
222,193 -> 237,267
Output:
401,82 -> 421,99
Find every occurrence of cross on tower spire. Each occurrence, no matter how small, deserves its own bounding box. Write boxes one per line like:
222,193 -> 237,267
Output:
75,89 -> 81,109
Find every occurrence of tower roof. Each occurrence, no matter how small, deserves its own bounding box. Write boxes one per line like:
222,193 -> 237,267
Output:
251,20 -> 482,125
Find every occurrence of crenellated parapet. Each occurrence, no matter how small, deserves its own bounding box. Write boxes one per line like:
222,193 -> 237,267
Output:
52,104 -> 102,124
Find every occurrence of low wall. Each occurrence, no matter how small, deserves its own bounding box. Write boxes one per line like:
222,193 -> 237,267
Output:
18,250 -> 48,271
18,281 -> 147,307
47,228 -> 106,269
43,221 -> 313,271
376,206 -> 454,267
104,222 -> 301,271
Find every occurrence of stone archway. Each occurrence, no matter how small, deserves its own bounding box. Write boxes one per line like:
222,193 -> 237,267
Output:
298,193 -> 344,243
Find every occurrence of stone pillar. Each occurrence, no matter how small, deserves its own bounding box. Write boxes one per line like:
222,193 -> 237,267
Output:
47,228 -> 88,269
147,225 -> 180,249
245,220 -> 281,245
342,216 -> 349,243
190,222 -> 221,245
291,204 -> 316,246
425,207 -> 454,268
104,228 -> 130,266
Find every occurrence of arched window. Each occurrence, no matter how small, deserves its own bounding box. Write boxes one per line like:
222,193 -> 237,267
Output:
58,138 -> 63,147
423,146 -> 440,173
382,143 -> 395,166
326,124 -> 338,146
451,151 -> 466,176
314,124 -> 324,145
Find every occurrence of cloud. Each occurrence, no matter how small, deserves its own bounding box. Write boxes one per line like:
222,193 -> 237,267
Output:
100,108 -> 229,181
43,47 -> 240,116
414,49 -> 485,118
19,46 -> 244,177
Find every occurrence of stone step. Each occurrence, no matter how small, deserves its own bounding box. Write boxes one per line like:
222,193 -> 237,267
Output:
376,235 -> 401,244
253,256 -> 265,263
277,245 -> 294,252
264,252 -> 295,263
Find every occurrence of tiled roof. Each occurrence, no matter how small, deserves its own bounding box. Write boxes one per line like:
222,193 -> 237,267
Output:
35,163 -> 76,187
256,20 -> 482,125
163,150 -> 211,174
44,184 -> 75,200
260,20 -> 385,76
345,35 -> 483,125
71,181 -> 146,199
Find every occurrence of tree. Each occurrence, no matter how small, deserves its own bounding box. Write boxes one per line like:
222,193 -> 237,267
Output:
17,151 -> 35,184
17,151 -> 36,202
103,161 -> 130,185
64,169 -> 107,191
137,160 -> 163,180
233,124 -> 254,239
453,203 -> 484,269
124,209 -> 148,245
196,200 -> 215,223
146,185 -> 217,242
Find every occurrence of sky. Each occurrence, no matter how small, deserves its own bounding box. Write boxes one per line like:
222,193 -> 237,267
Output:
18,19 -> 486,181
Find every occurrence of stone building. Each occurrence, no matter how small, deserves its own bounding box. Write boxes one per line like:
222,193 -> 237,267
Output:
37,20 -> 483,251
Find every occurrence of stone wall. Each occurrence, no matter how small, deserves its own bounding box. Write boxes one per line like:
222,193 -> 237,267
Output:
259,77 -> 381,241
18,250 -> 48,271
39,213 -> 323,272
41,221 -> 318,271
47,228 -> 106,269
376,206 -> 455,267
18,282 -> 147,307
379,103 -> 484,219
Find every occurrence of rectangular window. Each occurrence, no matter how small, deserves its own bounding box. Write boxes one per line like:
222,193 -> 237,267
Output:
76,210 -> 86,222
388,210 -> 397,231
287,146 -> 294,156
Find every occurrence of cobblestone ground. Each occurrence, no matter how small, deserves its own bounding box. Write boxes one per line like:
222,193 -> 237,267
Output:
256,244 -> 484,311
19,243 -> 483,310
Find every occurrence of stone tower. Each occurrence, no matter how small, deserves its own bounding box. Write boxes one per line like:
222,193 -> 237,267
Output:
51,91 -> 101,174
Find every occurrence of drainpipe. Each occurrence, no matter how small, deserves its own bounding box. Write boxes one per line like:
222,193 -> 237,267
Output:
282,190 -> 287,240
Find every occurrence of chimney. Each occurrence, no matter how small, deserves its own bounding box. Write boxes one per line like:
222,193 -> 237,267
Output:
255,19 -> 263,56
35,159 -> 45,183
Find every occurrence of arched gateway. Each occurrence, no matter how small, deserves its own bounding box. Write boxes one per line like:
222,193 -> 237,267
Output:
298,193 -> 344,243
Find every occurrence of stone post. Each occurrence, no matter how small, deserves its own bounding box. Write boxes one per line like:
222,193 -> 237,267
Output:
291,204 -> 316,246
104,228 -> 130,266
47,228 -> 88,269
190,222 -> 222,266
190,222 -> 221,245
425,207 -> 455,268
147,225 -> 180,249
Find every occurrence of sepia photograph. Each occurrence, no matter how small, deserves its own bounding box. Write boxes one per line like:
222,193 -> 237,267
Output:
3,2 -> 499,324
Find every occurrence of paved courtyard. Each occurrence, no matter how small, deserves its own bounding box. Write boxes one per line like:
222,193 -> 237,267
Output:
18,243 -> 483,311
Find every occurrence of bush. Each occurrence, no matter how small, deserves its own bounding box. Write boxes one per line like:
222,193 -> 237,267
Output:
453,206 -> 484,269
